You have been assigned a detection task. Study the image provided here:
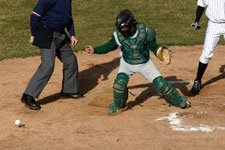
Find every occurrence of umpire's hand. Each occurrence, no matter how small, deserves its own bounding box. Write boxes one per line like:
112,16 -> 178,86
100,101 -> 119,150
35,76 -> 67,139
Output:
85,45 -> 94,54
30,36 -> 35,44
71,36 -> 78,46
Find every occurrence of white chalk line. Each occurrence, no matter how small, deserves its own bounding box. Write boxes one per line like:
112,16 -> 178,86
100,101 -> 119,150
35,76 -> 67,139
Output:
156,112 -> 225,132
167,80 -> 193,85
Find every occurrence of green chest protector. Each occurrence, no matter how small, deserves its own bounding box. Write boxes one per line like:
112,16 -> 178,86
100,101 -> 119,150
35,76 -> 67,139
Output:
116,23 -> 150,64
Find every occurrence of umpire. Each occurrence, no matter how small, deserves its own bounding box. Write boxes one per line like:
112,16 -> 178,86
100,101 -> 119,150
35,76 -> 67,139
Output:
21,0 -> 82,110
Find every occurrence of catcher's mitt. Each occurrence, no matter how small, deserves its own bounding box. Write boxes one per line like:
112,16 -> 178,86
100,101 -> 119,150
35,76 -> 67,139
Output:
191,21 -> 201,29
156,46 -> 172,65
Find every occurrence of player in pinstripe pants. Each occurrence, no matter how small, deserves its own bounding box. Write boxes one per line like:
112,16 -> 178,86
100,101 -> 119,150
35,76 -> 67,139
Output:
191,0 -> 225,95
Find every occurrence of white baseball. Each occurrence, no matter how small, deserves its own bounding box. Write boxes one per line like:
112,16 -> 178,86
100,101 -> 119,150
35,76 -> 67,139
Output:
15,120 -> 21,126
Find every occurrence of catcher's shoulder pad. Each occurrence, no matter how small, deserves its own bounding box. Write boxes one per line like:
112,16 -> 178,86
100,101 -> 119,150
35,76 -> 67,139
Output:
156,46 -> 172,65
146,28 -> 156,41
136,22 -> 145,29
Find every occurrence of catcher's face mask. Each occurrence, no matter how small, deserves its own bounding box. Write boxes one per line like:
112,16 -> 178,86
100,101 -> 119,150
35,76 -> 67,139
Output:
115,10 -> 136,38
120,23 -> 129,31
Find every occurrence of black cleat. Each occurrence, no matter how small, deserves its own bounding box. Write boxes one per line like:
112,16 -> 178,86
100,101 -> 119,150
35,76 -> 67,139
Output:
60,92 -> 83,99
21,93 -> 41,110
191,80 -> 201,95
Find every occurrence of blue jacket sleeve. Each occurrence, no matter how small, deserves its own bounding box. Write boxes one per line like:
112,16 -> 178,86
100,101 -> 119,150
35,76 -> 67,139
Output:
66,1 -> 75,36
30,15 -> 40,36
66,17 -> 75,36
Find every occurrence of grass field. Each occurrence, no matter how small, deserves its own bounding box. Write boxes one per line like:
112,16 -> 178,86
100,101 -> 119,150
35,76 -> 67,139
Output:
0,0 -> 224,61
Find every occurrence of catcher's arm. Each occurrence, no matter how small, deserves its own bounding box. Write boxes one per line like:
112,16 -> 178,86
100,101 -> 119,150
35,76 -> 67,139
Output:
156,46 -> 172,65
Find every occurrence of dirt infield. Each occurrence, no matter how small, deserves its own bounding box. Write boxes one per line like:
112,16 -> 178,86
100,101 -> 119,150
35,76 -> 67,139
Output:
1,45 -> 225,150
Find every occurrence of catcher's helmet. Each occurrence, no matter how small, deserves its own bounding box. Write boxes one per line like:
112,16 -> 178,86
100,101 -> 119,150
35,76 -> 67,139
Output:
115,10 -> 136,37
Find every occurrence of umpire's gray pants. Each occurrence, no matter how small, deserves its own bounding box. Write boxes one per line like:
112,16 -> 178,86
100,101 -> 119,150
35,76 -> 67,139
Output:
24,31 -> 79,98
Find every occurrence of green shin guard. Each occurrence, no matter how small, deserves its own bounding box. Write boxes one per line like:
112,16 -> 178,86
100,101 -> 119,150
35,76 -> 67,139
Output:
163,87 -> 187,108
153,76 -> 188,108
108,73 -> 129,115
108,88 -> 128,115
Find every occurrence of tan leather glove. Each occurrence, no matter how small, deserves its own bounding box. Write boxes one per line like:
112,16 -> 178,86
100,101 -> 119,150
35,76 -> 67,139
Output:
156,46 -> 172,65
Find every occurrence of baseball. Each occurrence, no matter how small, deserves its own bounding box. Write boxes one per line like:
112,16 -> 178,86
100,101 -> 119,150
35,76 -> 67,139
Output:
15,120 -> 21,126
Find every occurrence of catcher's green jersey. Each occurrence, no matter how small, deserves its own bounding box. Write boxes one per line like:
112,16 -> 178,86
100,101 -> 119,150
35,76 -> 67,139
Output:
94,22 -> 159,64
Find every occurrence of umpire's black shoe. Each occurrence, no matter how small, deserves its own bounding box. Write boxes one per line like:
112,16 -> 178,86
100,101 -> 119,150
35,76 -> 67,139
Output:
60,92 -> 83,99
191,80 -> 201,95
21,93 -> 41,110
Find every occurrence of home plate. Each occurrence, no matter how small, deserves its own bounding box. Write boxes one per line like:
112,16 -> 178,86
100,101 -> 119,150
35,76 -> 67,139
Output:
156,112 -> 225,132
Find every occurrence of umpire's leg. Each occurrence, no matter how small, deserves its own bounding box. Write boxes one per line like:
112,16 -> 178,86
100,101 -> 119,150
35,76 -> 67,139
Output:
24,45 -> 56,98
57,42 -> 79,94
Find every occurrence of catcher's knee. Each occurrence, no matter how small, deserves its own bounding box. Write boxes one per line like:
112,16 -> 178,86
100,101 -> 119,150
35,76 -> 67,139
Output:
153,76 -> 171,94
113,72 -> 129,92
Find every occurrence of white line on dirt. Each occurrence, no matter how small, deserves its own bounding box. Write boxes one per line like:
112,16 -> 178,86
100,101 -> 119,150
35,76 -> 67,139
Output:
167,80 -> 193,85
156,112 -> 225,132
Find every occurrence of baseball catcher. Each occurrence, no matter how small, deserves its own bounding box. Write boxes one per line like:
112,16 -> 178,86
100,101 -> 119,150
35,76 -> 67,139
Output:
86,10 -> 191,115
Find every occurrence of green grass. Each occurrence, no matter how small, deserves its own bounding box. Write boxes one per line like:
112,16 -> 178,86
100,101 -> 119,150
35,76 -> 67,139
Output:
0,0 -> 224,61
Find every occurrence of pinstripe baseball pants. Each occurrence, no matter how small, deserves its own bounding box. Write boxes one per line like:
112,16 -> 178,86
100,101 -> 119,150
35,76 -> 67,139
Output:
200,20 -> 225,64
